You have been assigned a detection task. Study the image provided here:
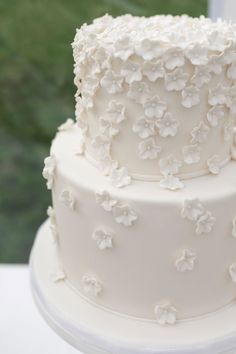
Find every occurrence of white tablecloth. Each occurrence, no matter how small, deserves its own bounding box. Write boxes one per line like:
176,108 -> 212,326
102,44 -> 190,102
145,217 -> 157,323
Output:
0,264 -> 79,354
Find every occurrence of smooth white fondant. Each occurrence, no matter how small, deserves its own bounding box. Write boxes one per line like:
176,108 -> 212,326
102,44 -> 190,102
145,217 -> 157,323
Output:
30,224 -> 236,353
48,128 -> 236,321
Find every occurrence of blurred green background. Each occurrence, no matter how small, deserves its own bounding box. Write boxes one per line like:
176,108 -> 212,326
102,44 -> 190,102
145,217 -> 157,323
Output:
0,0 -> 207,263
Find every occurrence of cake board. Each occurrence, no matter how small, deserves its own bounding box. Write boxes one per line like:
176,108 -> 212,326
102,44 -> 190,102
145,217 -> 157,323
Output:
30,220 -> 236,354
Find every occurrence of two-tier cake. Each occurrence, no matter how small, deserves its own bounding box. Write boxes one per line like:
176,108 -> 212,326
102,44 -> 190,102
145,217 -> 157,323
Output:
30,14 -> 236,353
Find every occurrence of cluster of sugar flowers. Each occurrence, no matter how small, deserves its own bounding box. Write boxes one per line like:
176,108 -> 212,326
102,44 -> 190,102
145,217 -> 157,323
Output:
181,198 -> 216,235
95,190 -> 138,227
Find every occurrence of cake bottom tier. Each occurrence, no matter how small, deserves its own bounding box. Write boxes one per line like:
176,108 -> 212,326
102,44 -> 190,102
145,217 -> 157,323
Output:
30,220 -> 236,354
50,128 -> 236,322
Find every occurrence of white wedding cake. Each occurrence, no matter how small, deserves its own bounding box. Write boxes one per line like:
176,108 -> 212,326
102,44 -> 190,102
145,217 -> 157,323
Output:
32,13 -> 236,352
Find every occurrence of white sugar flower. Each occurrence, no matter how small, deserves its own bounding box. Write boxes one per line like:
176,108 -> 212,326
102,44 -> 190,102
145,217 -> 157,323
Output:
159,155 -> 182,176
92,228 -> 113,250
135,38 -> 163,60
112,204 -> 138,226
47,206 -> 58,242
165,68 -> 188,91
58,118 -> 74,132
181,199 -> 204,221
229,263 -> 236,283
227,62 -> 236,80
195,211 -> 216,235
107,100 -> 126,124
232,217 -> 236,238
114,36 -> 134,61
138,138 -> 161,160
109,166 -> 131,188
191,66 -> 211,87
191,122 -> 209,144
127,81 -> 150,104
223,120 -> 234,142
159,175 -> 184,191
95,190 -> 117,211
59,190 -> 76,210
120,60 -> 142,84
208,54 -> 223,75
100,70 -> 123,94
207,155 -> 221,174
185,44 -> 208,65
82,275 -> 102,297
42,155 -> 56,190
175,249 -> 197,272
99,117 -> 120,138
98,156 -> 119,176
154,301 -> 177,325
207,105 -> 225,127
163,47 -> 185,70
143,96 -> 167,118
142,60 -> 165,81
183,144 -> 201,164
181,85 -> 200,108
156,112 -> 179,138
81,89 -> 94,109
133,117 -> 155,139
208,84 -> 227,106
91,135 -> 111,158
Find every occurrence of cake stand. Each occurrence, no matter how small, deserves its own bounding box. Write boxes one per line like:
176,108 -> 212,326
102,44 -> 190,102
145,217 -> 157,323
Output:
30,220 -> 236,354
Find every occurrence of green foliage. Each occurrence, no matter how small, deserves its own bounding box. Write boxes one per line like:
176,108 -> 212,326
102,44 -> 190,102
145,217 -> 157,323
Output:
0,0 -> 207,263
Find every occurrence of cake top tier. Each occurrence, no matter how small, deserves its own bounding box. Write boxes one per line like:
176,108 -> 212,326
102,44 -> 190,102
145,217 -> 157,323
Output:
72,14 -> 236,190
75,14 -> 236,51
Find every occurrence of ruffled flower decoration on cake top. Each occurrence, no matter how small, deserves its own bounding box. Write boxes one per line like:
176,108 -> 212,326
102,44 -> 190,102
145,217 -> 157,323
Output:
47,206 -> 58,243
112,204 -> 138,227
135,38 -> 163,61
154,301 -> 177,325
181,198 -> 216,235
159,155 -> 183,191
42,155 -> 56,190
92,228 -> 113,250
82,275 -> 103,297
59,189 -> 76,211
175,249 -> 197,272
